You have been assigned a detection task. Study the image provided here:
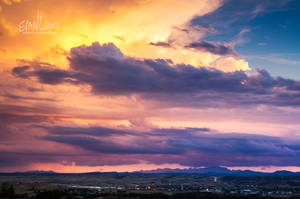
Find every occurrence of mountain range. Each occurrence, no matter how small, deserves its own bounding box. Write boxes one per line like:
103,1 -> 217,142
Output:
136,166 -> 300,176
2,167 -> 300,176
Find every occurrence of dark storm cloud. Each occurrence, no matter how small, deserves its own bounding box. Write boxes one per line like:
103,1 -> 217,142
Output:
11,42 -> 300,107
38,124 -> 300,167
12,66 -> 30,78
2,120 -> 300,167
185,41 -> 236,56
12,65 -> 79,85
33,69 -> 73,84
0,152 -> 40,168
150,127 -> 210,136
39,125 -> 132,137
0,151 -> 126,169
41,125 -> 210,139
44,135 -> 182,155
168,133 -> 285,155
150,40 -> 236,56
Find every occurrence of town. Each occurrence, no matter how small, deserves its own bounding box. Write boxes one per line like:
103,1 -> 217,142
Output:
1,173 -> 299,199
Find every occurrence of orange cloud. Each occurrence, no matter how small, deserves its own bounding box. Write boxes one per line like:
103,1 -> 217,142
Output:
212,57 -> 250,72
0,0 -> 224,70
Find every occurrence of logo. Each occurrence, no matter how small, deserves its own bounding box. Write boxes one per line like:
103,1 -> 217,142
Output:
19,11 -> 60,34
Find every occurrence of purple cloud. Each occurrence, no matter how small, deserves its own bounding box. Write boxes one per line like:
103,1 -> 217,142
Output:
12,42 -> 300,107
185,41 -> 236,56
149,41 -> 172,48
38,124 -> 300,167
1,118 -> 300,168
44,135 -> 182,155
38,125 -> 133,137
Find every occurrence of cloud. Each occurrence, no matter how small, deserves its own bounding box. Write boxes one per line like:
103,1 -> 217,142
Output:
150,39 -> 238,57
149,42 -> 172,48
212,57 -> 250,72
153,127 -> 210,136
12,65 -> 30,78
44,135 -> 182,155
2,0 -> 299,173
37,124 -> 300,167
2,114 -> 300,168
38,125 -> 132,137
12,42 -> 300,107
0,0 -> 222,72
33,69 -> 73,84
185,41 -> 236,56
0,93 -> 56,102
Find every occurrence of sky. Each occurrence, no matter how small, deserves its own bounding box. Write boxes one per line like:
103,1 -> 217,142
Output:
1,0 -> 300,173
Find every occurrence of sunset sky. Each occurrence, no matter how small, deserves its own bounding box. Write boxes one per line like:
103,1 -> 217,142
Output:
1,0 -> 300,173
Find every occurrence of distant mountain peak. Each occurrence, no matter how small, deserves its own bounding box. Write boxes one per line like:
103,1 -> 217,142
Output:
135,167 -> 300,176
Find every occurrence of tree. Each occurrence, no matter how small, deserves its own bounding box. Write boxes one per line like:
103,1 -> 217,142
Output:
1,183 -> 15,197
9,185 -> 15,197
1,182 -> 9,196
